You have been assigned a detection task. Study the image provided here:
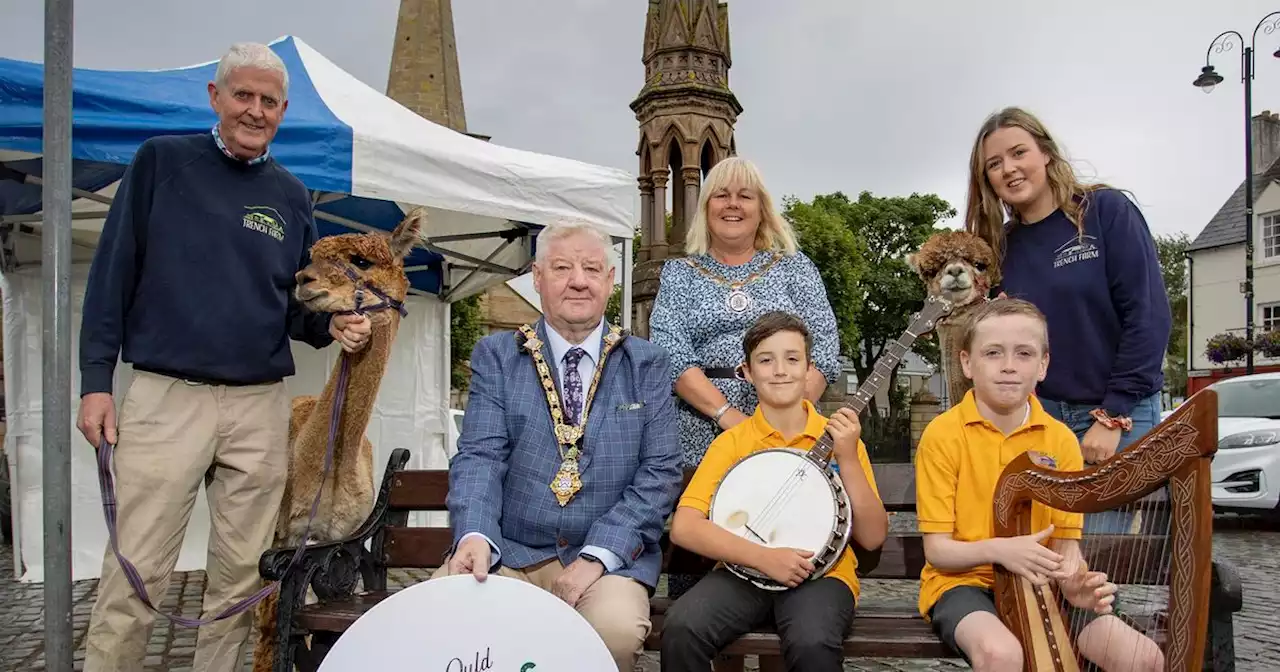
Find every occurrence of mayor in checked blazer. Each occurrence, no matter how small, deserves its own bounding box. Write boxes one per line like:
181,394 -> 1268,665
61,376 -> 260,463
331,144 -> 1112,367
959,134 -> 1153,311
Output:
433,220 -> 682,671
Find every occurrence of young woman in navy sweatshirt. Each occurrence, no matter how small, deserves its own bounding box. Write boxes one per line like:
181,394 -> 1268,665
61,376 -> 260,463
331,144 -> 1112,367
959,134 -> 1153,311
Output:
962,106 -> 1172,534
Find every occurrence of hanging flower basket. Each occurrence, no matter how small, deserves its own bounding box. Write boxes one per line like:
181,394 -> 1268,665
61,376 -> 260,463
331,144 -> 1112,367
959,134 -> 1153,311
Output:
1204,332 -> 1252,364
1255,329 -> 1280,359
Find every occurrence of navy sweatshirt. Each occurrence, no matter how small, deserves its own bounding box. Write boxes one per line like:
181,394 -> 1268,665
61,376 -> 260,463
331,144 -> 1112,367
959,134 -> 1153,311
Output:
997,188 -> 1171,417
79,132 -> 334,396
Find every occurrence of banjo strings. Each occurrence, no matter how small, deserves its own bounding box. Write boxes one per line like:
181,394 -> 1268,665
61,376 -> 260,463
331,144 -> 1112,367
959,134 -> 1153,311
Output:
739,460 -> 822,545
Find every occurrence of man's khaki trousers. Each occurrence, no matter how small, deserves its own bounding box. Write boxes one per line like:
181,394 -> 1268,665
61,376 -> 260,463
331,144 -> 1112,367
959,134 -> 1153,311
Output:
431,556 -> 651,671
84,371 -> 289,672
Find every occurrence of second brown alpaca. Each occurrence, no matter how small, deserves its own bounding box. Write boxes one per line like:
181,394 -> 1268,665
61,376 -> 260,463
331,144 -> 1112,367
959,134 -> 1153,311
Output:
907,230 -> 1001,409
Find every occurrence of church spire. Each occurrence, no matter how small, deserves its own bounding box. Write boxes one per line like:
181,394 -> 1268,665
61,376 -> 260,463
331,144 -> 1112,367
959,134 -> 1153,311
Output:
386,0 -> 468,133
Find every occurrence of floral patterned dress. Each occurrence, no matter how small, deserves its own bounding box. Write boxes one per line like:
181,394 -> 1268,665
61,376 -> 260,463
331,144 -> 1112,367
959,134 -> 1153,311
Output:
649,249 -> 843,468
649,249 -> 842,597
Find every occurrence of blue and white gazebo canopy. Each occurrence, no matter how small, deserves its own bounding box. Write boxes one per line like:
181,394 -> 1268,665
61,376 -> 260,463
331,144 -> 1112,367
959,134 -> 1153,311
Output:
0,35 -> 638,301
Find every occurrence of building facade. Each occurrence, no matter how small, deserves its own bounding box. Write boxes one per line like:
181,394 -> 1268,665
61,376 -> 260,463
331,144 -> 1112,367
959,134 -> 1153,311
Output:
1187,111 -> 1280,393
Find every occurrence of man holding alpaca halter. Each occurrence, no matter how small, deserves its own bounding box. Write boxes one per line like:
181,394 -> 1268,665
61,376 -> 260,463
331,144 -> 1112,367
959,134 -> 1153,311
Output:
660,311 -> 888,672
436,220 -> 683,672
914,298 -> 1162,672
76,42 -> 372,672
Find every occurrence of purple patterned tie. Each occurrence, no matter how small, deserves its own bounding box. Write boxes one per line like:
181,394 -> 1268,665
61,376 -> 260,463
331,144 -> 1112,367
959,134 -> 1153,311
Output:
563,347 -> 586,425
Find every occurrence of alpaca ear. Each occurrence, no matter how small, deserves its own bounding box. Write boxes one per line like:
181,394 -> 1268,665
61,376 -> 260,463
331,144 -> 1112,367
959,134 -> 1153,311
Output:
906,251 -> 925,277
390,207 -> 426,259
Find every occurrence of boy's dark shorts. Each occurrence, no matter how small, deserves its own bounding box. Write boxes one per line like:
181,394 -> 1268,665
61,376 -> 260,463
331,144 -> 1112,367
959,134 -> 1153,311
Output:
928,585 -> 1104,660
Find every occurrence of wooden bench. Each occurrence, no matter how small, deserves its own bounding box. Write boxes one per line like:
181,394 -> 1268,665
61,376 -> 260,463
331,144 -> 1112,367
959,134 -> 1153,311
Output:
259,448 -> 1244,672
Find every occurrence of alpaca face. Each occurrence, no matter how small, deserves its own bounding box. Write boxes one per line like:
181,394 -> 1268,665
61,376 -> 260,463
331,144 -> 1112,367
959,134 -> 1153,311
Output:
908,230 -> 999,311
293,208 -> 425,318
931,258 -> 987,308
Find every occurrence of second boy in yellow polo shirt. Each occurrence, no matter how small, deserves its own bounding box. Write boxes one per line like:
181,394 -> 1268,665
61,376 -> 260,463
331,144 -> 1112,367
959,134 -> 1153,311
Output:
915,298 -> 1164,672
915,382 -> 1084,621
659,311 -> 887,672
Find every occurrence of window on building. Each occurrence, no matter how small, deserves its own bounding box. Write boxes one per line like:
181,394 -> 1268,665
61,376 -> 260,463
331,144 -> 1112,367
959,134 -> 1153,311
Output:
1264,212 -> 1280,260
1263,302 -> 1279,330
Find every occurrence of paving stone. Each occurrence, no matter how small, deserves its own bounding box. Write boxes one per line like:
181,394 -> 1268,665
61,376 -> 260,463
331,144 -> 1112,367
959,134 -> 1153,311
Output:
2,516 -> 1279,671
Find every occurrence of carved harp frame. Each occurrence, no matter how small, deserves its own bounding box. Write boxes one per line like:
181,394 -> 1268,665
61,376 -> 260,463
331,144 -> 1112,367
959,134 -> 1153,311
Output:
991,388 -> 1218,672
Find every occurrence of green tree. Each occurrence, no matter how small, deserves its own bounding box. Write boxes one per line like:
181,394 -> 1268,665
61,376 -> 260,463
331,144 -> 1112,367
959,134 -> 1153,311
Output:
605,230 -> 642,325
450,294 -> 485,391
781,195 -> 869,359
787,191 -> 954,422
605,287 -> 623,325
1155,232 -> 1190,399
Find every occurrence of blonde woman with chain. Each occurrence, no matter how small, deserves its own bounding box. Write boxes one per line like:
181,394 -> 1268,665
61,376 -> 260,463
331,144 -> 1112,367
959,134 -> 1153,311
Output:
648,157 -> 842,596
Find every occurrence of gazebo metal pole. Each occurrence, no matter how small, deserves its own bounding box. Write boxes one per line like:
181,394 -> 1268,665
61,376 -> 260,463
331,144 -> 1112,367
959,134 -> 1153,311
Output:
42,0 -> 75,669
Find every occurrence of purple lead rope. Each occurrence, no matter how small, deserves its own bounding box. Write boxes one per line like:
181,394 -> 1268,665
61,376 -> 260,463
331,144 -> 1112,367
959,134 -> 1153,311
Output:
94,355 -> 350,627
93,279 -> 404,628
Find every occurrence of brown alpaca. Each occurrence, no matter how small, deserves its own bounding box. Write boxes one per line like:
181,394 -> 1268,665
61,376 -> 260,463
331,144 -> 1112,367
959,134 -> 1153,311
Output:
250,207 -> 425,672
907,230 -> 1000,409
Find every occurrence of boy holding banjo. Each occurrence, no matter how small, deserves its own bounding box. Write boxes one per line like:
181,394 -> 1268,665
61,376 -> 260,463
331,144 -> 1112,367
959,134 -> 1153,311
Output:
658,311 -> 889,672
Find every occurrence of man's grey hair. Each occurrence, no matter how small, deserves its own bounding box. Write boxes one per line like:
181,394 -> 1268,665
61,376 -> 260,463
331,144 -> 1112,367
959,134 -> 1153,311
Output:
534,220 -> 614,264
214,42 -> 289,99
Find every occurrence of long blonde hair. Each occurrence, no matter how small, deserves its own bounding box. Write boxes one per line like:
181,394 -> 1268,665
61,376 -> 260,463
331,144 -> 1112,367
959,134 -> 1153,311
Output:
964,106 -> 1114,263
685,156 -> 799,257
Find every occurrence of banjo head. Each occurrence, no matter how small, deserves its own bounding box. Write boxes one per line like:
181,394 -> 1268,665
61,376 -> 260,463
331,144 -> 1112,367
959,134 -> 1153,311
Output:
709,448 -> 852,589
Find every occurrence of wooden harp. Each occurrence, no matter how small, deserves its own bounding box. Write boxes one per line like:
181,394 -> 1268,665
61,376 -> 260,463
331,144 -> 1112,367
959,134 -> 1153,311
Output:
991,388 -> 1217,672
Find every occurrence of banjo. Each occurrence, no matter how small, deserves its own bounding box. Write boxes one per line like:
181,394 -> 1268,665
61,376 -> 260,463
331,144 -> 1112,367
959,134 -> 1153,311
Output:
708,293 -> 954,590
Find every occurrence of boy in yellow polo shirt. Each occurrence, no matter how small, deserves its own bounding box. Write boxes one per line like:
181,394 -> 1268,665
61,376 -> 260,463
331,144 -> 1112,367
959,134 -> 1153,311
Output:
659,311 -> 888,672
915,298 -> 1163,672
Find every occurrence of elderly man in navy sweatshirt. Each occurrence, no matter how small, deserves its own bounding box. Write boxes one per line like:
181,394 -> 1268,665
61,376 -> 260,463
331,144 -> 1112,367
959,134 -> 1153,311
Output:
77,42 -> 371,672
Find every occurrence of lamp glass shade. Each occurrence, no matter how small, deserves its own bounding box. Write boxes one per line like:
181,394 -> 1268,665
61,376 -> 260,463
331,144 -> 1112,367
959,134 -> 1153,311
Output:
1193,66 -> 1224,91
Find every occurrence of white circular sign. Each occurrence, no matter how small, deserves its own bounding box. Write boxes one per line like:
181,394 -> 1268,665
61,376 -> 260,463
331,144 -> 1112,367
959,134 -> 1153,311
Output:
317,574 -> 616,672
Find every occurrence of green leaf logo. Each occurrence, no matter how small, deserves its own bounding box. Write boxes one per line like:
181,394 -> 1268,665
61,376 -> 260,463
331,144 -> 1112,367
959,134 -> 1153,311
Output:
520,663 -> 536,672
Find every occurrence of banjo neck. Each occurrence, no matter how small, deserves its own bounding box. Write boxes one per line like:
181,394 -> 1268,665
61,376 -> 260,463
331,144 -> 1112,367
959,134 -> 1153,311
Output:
808,293 -> 954,467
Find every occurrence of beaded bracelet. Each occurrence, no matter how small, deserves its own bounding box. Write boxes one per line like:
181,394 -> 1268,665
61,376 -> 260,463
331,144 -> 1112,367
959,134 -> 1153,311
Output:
1089,408 -> 1134,432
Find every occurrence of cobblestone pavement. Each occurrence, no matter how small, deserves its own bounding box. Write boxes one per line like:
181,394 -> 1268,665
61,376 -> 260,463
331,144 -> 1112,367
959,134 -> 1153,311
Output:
1,513 -> 1277,671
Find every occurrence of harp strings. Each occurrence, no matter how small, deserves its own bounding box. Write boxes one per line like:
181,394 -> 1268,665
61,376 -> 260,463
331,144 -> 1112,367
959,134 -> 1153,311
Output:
1120,486 -> 1174,670
1061,489 -> 1173,671
1139,488 -> 1175,655
1063,501 -> 1119,668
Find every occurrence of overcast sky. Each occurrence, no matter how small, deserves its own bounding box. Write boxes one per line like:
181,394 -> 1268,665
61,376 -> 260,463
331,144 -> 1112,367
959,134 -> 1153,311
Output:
5,0 -> 1280,240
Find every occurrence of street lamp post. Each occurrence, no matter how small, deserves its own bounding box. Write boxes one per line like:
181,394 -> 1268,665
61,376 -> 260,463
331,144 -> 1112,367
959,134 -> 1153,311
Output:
1193,11 -> 1280,375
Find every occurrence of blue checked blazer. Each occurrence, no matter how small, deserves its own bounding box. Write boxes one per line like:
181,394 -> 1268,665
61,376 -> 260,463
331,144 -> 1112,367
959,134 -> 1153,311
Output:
446,318 -> 683,590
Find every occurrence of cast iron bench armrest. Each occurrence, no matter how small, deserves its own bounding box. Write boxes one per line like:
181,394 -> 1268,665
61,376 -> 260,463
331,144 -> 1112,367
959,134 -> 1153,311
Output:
258,448 -> 413,592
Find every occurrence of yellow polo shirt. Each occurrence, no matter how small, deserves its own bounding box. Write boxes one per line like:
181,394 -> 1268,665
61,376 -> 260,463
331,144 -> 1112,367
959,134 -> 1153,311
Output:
914,390 -> 1084,619
678,400 -> 880,602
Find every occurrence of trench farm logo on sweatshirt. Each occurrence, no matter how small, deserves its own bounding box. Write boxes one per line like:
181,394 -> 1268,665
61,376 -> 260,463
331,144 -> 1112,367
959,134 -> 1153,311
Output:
242,206 -> 287,242
1052,234 -> 1100,270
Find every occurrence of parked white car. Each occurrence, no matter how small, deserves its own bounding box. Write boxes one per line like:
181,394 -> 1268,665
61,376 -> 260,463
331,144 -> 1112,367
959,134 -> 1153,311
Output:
1203,373 -> 1280,515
